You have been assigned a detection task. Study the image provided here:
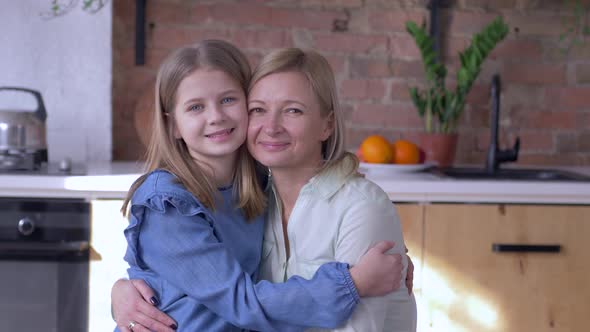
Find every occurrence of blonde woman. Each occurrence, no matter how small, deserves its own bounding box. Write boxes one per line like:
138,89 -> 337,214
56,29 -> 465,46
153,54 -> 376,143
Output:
249,48 -> 417,331
111,40 -> 405,332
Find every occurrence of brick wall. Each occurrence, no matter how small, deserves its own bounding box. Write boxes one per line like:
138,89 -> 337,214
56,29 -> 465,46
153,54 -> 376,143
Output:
113,0 -> 590,166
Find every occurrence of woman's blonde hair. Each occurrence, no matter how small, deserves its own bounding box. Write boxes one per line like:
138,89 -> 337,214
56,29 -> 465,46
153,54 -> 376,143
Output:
122,39 -> 265,220
249,48 -> 358,175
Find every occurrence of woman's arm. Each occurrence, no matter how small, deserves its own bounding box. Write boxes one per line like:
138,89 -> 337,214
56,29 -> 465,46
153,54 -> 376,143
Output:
122,203 -> 402,331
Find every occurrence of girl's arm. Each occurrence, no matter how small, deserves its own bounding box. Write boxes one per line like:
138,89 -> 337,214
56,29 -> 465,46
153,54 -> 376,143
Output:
119,203 -> 402,331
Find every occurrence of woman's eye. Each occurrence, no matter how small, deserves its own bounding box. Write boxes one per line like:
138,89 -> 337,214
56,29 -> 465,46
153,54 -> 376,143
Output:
188,104 -> 204,111
248,107 -> 263,114
286,108 -> 303,114
221,97 -> 236,104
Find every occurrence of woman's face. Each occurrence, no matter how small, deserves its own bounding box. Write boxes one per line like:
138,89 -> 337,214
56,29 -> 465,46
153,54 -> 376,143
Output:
247,71 -> 333,171
172,68 -> 248,165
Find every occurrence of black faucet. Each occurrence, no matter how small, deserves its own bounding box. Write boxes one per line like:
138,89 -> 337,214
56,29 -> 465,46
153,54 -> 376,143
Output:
486,74 -> 520,173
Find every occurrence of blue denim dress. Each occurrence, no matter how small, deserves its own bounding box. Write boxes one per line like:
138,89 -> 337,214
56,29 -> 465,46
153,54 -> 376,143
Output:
115,170 -> 359,332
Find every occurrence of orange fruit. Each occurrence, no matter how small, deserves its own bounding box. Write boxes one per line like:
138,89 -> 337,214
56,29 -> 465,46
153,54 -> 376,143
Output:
355,146 -> 365,162
392,139 -> 420,164
360,135 -> 394,163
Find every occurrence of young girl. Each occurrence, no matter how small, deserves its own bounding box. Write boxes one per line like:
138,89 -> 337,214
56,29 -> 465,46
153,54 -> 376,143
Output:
113,40 -> 404,332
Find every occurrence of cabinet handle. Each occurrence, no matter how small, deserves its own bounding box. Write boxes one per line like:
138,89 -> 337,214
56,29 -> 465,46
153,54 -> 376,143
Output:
492,243 -> 561,253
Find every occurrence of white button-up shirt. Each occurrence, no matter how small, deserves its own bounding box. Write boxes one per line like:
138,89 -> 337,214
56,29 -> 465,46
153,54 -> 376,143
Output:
259,158 -> 417,331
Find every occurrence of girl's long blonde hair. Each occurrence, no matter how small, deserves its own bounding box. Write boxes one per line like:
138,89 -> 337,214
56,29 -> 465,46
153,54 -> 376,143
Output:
249,48 -> 358,176
122,40 -> 265,220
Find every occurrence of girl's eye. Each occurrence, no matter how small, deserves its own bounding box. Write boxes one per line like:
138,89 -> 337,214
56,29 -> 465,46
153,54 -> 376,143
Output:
188,104 -> 204,112
221,97 -> 236,104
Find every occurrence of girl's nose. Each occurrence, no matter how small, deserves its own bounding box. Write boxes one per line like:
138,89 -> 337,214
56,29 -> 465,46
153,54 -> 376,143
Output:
209,104 -> 228,125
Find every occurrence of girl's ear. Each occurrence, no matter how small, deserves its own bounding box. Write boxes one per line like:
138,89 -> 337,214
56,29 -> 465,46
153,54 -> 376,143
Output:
320,111 -> 335,141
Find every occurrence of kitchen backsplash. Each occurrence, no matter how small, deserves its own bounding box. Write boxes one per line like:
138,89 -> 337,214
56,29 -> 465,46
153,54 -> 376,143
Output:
2,1 -> 112,163
113,0 -> 590,166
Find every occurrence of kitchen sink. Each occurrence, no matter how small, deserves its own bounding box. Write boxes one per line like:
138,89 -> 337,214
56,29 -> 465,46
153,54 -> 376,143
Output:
433,167 -> 590,182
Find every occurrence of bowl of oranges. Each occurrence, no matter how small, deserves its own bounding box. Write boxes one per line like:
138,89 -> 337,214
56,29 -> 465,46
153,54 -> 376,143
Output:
356,135 -> 434,176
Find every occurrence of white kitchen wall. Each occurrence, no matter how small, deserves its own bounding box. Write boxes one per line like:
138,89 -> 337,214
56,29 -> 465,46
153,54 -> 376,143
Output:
0,1 -> 112,162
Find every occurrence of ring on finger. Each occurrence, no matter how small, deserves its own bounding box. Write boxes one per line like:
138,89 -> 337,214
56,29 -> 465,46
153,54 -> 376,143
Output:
128,321 -> 137,331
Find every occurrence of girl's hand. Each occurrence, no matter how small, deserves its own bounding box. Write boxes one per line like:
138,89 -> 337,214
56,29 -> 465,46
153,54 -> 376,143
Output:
111,278 -> 177,332
349,241 -> 403,297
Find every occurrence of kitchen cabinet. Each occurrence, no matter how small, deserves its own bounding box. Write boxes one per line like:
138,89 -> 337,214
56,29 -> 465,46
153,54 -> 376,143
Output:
88,199 -> 129,332
396,203 -> 590,332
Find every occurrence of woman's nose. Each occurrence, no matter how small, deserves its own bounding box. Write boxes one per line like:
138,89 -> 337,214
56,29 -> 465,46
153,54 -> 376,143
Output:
263,114 -> 283,136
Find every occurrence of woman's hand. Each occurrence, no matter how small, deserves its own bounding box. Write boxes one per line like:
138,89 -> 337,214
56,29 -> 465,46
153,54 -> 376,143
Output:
111,278 -> 177,332
349,241 -> 403,297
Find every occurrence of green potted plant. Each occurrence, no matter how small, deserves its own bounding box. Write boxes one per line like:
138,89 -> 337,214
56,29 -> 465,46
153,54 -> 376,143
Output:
405,16 -> 509,167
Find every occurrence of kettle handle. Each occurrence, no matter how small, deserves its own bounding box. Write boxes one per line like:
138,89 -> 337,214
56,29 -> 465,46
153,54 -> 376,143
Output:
0,87 -> 47,122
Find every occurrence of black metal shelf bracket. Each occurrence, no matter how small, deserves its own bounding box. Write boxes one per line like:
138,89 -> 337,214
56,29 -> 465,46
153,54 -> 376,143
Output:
135,0 -> 146,65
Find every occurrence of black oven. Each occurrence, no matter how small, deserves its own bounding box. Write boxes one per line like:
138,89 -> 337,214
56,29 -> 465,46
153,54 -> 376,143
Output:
0,197 -> 90,332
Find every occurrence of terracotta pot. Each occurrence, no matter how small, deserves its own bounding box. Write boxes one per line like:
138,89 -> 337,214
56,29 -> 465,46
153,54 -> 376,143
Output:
419,132 -> 458,168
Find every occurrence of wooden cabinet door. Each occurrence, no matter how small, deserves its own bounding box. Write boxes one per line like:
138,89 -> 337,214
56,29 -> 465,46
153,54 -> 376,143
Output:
422,204 -> 590,332
396,203 -> 424,292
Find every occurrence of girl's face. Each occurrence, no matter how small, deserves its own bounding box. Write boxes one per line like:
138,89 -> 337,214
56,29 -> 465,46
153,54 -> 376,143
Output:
247,71 -> 333,171
172,68 -> 248,165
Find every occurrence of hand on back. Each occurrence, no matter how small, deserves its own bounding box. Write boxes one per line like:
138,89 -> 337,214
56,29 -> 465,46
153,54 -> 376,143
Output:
111,278 -> 177,332
349,241 -> 403,297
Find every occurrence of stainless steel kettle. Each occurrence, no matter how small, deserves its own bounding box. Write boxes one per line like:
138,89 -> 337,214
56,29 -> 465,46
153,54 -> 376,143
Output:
0,87 -> 47,153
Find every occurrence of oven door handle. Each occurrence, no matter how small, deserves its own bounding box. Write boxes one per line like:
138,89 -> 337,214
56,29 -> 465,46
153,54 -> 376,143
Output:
0,241 -> 89,252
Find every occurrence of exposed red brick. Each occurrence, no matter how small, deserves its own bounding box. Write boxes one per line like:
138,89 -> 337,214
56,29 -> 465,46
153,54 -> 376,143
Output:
504,14 -> 564,37
390,81 -> 412,101
207,3 -> 272,26
150,26 -> 231,49
465,83 -> 490,106
270,8 -> 347,30
466,106 -> 490,128
301,0 -> 364,8
545,87 -> 590,109
579,132 -> 590,152
350,103 -> 422,128
148,2 -> 192,24
191,4 -> 213,23
519,131 -> 555,152
350,58 -> 393,78
389,34 -> 420,59
490,39 -> 543,60
231,30 -> 291,50
575,63 -> 590,84
313,33 -> 388,54
325,55 -> 347,75
464,0 -> 517,10
502,63 -> 566,85
522,111 -> 577,130
391,60 -> 425,79
340,79 -> 386,100
368,9 -> 426,32
443,37 -> 470,58
446,11 -> 501,36
517,154 -> 589,167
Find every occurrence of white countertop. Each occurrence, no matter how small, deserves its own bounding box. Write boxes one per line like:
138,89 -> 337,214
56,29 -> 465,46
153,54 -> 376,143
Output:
0,162 -> 589,204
